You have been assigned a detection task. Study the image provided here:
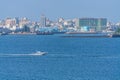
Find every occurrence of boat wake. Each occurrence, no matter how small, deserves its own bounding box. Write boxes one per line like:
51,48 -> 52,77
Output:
49,54 -> 75,58
82,54 -> 120,59
97,55 -> 120,59
0,51 -> 47,57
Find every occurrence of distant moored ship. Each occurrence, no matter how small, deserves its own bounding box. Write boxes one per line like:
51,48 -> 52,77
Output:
36,31 -> 54,35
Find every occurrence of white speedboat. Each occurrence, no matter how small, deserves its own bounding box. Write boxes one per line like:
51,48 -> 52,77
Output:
31,51 -> 47,56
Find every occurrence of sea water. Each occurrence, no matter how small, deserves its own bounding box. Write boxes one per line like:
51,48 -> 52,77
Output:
0,34 -> 120,80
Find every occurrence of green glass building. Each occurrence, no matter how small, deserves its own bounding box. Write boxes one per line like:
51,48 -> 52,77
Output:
76,18 -> 107,31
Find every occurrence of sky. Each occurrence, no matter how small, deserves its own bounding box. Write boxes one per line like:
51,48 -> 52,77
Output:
0,0 -> 119,22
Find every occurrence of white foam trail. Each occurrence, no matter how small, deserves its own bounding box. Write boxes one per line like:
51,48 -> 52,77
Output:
98,56 -> 120,59
46,53 -> 76,58
0,51 -> 47,57
82,54 -> 120,59
0,53 -> 44,57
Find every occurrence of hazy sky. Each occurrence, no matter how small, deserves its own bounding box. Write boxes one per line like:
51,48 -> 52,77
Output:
0,0 -> 119,22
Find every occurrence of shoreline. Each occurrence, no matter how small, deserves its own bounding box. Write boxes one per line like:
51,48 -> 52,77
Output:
61,35 -> 111,38
2,32 -> 120,38
9,32 -> 36,35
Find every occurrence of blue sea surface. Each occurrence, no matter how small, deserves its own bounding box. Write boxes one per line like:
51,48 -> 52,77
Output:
0,34 -> 120,80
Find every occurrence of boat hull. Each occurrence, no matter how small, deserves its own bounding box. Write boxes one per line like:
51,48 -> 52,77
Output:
112,34 -> 120,37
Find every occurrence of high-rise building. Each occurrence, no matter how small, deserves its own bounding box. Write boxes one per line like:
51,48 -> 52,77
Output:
5,18 -> 16,28
76,18 -> 107,32
40,15 -> 46,27
0,20 -> 5,27
19,17 -> 30,28
14,17 -> 19,25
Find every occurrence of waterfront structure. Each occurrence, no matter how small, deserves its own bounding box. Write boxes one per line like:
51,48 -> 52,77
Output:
0,16 -> 119,34
22,25 -> 30,32
76,18 -> 107,32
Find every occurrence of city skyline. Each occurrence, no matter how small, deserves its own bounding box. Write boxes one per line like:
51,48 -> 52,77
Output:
0,0 -> 119,22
